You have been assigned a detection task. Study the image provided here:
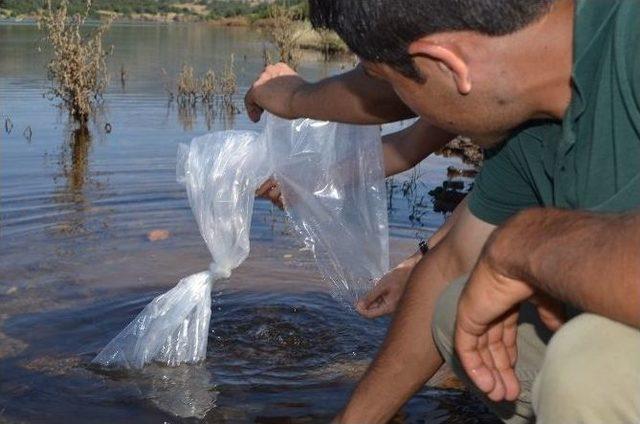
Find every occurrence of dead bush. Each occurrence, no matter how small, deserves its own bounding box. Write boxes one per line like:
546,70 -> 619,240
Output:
39,0 -> 113,124
268,3 -> 303,70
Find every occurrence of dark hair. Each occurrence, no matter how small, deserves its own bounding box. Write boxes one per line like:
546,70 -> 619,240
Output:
309,0 -> 554,80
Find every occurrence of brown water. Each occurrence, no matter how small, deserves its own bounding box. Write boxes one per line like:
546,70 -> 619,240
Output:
0,22 -> 495,423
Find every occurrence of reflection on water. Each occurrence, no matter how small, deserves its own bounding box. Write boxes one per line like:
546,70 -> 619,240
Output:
61,125 -> 91,193
97,363 -> 218,419
0,22 -> 489,423
176,101 -> 238,132
1,288 -> 498,422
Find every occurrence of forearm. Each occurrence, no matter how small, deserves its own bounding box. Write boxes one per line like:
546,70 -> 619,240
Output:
341,242 -> 466,423
495,208 -> 640,327
342,208 -> 494,423
293,66 -> 416,124
382,120 -> 454,177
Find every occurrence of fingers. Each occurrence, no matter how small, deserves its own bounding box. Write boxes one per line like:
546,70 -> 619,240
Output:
456,311 -> 521,403
456,329 -> 496,395
245,91 -> 263,123
256,178 -> 276,196
269,185 -> 284,209
487,317 -> 520,401
356,284 -> 391,318
256,178 -> 284,209
355,273 -> 407,319
357,300 -> 394,319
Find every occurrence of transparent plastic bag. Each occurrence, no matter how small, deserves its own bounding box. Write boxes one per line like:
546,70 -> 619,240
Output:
93,130 -> 269,369
93,113 -> 388,371
265,115 -> 389,303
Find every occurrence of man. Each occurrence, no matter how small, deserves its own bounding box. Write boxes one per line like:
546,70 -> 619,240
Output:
245,0 -> 640,422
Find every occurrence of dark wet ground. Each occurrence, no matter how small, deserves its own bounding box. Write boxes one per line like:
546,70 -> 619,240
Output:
0,22 -> 493,423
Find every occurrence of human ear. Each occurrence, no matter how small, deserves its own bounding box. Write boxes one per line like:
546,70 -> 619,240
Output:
408,40 -> 472,94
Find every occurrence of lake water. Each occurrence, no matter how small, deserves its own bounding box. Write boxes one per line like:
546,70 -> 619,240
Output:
0,22 -> 492,423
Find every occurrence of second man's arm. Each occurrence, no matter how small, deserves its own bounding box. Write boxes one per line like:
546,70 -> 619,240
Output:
245,63 -> 416,124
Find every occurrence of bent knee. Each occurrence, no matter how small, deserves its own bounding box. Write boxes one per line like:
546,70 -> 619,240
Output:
534,314 -> 640,424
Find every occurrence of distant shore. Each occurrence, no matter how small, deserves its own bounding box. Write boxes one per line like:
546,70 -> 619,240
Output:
0,12 -> 350,55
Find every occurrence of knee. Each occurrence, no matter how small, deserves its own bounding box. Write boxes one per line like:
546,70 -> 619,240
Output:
431,276 -> 466,360
533,314 -> 640,423
534,314 -> 599,402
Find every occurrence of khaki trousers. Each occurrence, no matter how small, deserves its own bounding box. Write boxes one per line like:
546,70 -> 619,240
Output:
432,276 -> 640,424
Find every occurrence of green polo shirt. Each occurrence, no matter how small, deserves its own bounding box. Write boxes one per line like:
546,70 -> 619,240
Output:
468,0 -> 640,225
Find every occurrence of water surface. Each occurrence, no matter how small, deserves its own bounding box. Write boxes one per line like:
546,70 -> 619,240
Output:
0,22 -> 490,423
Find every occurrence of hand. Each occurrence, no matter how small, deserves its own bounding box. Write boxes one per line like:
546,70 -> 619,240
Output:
244,63 -> 307,122
256,177 -> 284,209
356,253 -> 421,318
454,237 -> 566,403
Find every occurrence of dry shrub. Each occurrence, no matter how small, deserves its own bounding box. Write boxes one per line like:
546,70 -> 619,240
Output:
268,3 -> 303,70
39,0 -> 113,124
172,54 -> 239,128
176,65 -> 199,106
200,69 -> 216,104
177,66 -> 221,107
218,54 -> 238,113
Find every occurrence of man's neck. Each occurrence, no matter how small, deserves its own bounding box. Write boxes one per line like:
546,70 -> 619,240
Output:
514,0 -> 575,121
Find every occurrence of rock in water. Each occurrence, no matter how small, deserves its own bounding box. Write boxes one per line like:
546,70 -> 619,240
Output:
147,229 -> 170,242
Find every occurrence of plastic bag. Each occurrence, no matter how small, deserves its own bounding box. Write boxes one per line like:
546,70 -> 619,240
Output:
93,130 -> 269,369
265,116 -> 389,302
93,113 -> 388,370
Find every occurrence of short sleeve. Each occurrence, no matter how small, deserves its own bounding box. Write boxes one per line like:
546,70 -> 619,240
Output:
468,138 -> 542,226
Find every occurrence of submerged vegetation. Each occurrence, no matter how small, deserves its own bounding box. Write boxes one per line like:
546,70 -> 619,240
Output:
38,0 -> 112,124
173,56 -> 238,112
219,54 -> 238,112
169,54 -> 239,130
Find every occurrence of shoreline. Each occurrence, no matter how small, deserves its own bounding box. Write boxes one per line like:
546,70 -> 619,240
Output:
0,15 -> 350,55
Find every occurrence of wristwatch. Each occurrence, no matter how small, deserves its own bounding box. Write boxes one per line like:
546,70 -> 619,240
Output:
418,240 -> 430,255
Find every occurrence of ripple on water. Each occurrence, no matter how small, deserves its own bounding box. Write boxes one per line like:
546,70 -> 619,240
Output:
207,291 -> 387,388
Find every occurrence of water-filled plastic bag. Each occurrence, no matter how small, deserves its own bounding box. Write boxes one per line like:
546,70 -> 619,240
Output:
93,114 -> 388,370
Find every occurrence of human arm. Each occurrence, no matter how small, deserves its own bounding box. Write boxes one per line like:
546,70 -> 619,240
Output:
455,208 -> 640,403
245,63 -> 416,124
338,204 -> 497,423
382,119 -> 454,176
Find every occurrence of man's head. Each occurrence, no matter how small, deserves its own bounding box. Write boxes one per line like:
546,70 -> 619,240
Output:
310,0 -> 561,145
